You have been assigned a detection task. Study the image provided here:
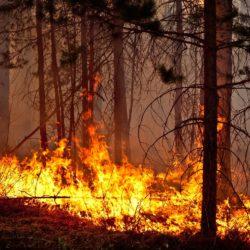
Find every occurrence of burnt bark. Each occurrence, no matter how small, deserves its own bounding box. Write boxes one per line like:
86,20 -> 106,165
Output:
81,12 -> 90,148
36,0 -> 48,151
127,35 -> 139,160
88,19 -> 95,127
216,0 -> 233,201
49,2 -> 63,141
68,37 -> 76,146
201,0 -> 218,237
112,18 -> 129,164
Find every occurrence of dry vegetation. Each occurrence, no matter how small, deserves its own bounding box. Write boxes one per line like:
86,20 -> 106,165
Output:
0,199 -> 248,250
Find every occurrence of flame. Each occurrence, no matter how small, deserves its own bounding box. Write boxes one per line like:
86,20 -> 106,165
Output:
82,109 -> 93,121
217,115 -> 227,132
0,127 -> 249,238
93,72 -> 102,92
199,105 -> 227,132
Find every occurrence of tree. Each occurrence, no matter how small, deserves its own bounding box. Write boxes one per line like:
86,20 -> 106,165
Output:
0,10 -> 10,155
48,0 -> 63,142
88,18 -> 95,128
81,9 -> 90,148
112,16 -> 129,164
216,0 -> 233,201
201,0 -> 218,237
36,0 -> 48,151
111,0 -> 157,164
111,0 -> 139,164
174,0 -> 183,157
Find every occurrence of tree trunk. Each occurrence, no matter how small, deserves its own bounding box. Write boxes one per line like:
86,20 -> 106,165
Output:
216,0 -> 233,201
81,13 -> 90,148
112,18 -> 129,164
174,0 -> 183,157
36,0 -> 48,151
201,0 -> 218,237
0,12 -> 10,155
127,35 -> 139,160
190,46 -> 198,150
88,19 -> 94,127
49,2 -> 63,142
68,29 -> 76,146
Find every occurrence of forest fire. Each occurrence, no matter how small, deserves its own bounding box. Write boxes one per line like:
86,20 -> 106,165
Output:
0,0 -> 249,248
0,127 -> 249,239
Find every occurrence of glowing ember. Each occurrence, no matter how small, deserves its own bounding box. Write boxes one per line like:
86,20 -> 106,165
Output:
0,127 -> 249,238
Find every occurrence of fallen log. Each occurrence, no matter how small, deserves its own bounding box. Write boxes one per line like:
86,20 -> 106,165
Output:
0,196 -> 70,200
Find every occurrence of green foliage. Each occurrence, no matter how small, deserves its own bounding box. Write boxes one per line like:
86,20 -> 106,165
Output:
60,45 -> 87,67
187,5 -> 203,26
234,23 -> 250,38
112,0 -> 162,36
141,20 -> 163,35
64,0 -> 160,36
65,0 -> 107,11
239,66 -> 250,76
158,65 -> 183,84
114,0 -> 156,22
233,23 -> 250,53
233,10 -> 250,53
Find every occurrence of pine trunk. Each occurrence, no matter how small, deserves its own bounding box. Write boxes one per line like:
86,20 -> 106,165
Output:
216,0 -> 233,201
88,20 -> 94,127
201,0 -> 218,237
174,0 -> 183,157
127,35 -> 139,160
49,3 -> 63,141
0,12 -> 10,154
36,0 -> 48,151
81,13 -> 90,148
112,19 -> 129,164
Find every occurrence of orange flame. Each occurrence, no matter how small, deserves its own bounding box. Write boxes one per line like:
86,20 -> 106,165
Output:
0,127 -> 249,238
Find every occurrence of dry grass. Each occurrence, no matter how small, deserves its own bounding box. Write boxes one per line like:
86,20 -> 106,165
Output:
0,199 -> 248,249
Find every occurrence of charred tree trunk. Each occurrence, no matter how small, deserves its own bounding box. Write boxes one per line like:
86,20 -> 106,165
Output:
216,0 -> 233,201
81,12 -> 90,148
68,29 -> 76,146
68,23 -> 77,175
69,66 -> 76,145
36,0 -> 48,151
0,12 -> 10,155
201,0 -> 218,237
174,0 -> 183,157
190,46 -> 198,150
49,1 -> 63,141
112,18 -> 129,164
88,19 -> 94,128
127,35 -> 139,161
199,58 -> 204,113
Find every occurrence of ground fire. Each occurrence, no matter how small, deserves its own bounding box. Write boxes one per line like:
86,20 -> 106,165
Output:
0,0 -> 249,249
0,126 -> 249,240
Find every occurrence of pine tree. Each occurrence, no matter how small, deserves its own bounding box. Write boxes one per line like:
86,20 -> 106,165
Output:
201,0 -> 218,237
36,0 -> 48,150
0,9 -> 10,154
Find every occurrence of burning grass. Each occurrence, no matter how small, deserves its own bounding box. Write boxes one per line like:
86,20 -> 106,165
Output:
0,127 -> 249,246
0,199 -> 248,249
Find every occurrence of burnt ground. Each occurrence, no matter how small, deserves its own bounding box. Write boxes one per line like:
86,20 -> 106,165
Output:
0,199 -> 249,250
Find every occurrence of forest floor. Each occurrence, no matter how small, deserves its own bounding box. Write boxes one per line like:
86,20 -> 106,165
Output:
0,199 -> 249,250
